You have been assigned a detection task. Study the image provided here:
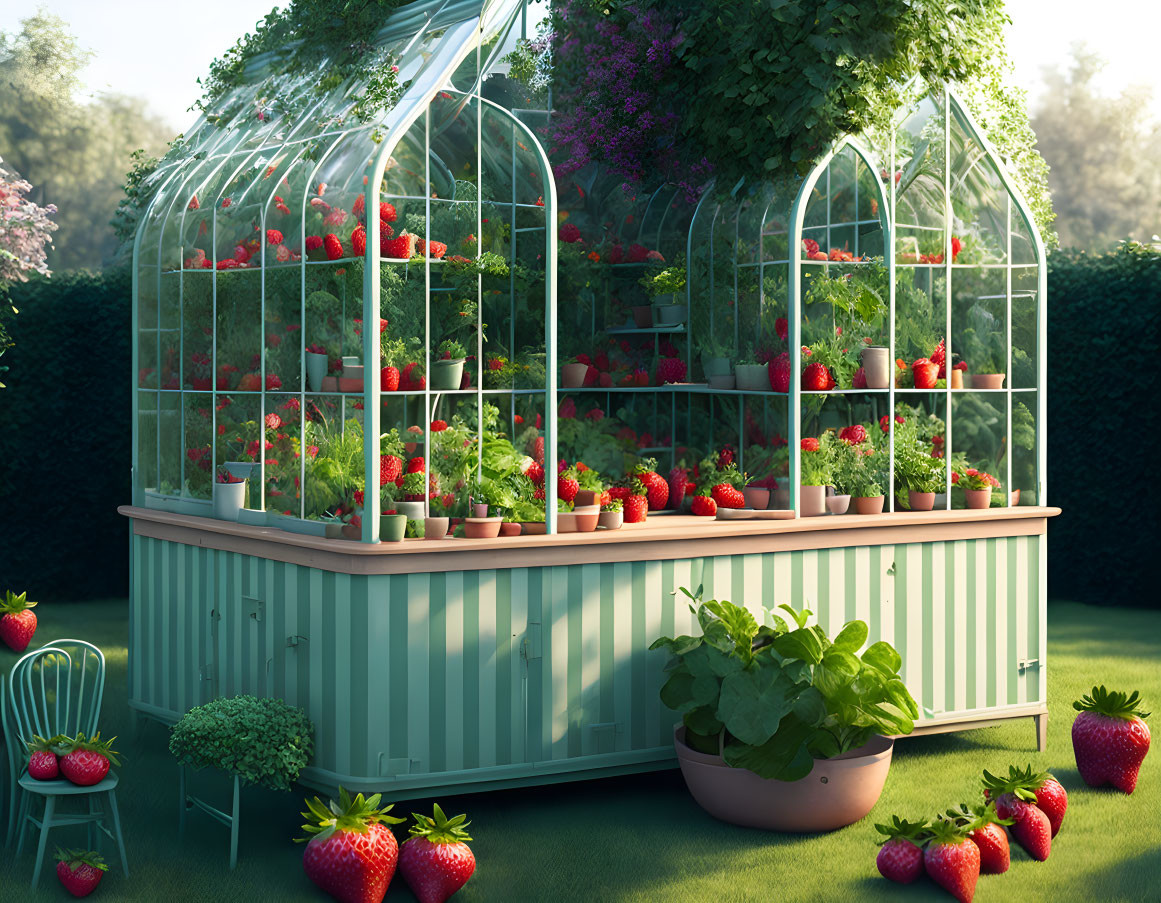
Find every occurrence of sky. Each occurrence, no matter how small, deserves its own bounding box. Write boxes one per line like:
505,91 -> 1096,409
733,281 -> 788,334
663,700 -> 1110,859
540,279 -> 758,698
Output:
1,0 -> 1159,135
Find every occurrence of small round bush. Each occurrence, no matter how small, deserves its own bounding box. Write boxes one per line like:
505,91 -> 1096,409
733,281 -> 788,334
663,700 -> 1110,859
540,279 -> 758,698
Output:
169,695 -> 314,791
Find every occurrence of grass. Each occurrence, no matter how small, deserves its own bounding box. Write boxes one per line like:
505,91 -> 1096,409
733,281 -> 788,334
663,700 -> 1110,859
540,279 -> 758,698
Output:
1,599 -> 1158,902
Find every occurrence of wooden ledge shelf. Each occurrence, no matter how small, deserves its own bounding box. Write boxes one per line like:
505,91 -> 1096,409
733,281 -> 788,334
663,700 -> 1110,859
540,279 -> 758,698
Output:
119,505 -> 1060,576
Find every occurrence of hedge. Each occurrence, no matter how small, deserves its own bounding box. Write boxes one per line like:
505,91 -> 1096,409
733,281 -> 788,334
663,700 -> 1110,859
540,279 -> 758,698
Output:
0,245 -> 1156,605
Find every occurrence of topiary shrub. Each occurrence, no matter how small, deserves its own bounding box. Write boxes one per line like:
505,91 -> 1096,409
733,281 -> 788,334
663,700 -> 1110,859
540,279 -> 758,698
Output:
169,695 -> 314,791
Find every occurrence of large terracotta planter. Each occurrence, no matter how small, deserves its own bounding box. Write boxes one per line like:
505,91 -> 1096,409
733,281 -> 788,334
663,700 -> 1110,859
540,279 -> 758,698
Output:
855,495 -> 885,515
743,487 -> 770,510
970,373 -> 1005,390
673,727 -> 894,832
561,362 -> 588,388
800,484 -> 827,517
907,490 -> 936,511
964,488 -> 993,509
464,516 -> 502,538
861,346 -> 890,389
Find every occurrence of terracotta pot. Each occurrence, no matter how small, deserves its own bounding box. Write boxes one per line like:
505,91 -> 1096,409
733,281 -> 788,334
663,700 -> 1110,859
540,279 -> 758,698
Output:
342,363 -> 364,380
557,506 -> 600,533
573,489 -> 601,508
861,346 -> 890,389
520,522 -> 547,535
464,516 -> 502,539
321,376 -> 339,392
800,484 -> 827,517
743,487 -> 770,510
338,377 -> 363,393
970,373 -> 1005,390
632,306 -> 653,328
1010,488 -> 1022,506
950,369 -> 964,389
964,488 -> 992,509
423,516 -> 450,540
380,514 -> 407,542
471,502 -> 489,518
735,364 -> 768,392
673,727 -> 894,832
826,494 -> 851,515
855,495 -> 885,514
907,490 -> 936,511
499,522 -> 523,537
561,362 -> 588,388
598,509 -> 623,530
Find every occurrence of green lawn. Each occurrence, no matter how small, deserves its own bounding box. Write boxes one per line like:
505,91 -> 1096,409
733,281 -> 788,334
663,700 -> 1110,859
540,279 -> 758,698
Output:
2,599 -> 1158,902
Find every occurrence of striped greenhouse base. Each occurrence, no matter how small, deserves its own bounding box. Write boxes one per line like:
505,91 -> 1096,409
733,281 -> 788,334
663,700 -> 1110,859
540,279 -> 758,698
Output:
129,532 -> 1045,797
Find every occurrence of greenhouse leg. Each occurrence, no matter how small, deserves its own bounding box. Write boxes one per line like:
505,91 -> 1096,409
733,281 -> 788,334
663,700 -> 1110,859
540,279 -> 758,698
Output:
1034,713 -> 1048,752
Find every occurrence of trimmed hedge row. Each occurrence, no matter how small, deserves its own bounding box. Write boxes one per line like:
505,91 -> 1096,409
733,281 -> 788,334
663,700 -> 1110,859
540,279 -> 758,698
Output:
0,246 -> 1156,604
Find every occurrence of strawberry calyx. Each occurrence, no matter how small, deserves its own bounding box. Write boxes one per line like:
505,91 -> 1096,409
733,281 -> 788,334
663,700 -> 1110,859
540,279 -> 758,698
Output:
1,590 -> 37,614
65,732 -> 122,767
632,457 -> 659,475
1073,685 -> 1150,720
981,765 -> 1045,802
944,801 -> 1014,831
297,786 -> 404,844
55,847 -> 109,872
873,815 -> 930,845
926,817 -> 972,845
407,803 -> 472,845
27,733 -> 71,756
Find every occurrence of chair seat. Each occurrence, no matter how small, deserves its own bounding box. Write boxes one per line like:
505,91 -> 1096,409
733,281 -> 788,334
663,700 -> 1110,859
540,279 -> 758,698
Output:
19,771 -> 119,795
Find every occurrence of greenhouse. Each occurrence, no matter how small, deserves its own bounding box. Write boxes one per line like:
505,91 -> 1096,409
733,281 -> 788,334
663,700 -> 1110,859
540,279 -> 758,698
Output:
121,0 -> 1055,798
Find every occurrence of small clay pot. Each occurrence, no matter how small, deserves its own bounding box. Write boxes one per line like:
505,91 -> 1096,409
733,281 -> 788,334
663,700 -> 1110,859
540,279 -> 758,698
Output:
632,306 -> 653,329
907,490 -> 936,511
970,373 -> 1005,390
464,516 -> 502,538
964,488 -> 993,509
861,346 -> 890,389
1010,489 -> 1022,506
573,489 -> 601,508
380,514 -> 407,542
826,494 -> 851,515
499,522 -> 523,537
471,502 -> 489,518
424,516 -> 450,539
800,484 -> 827,517
598,509 -> 623,530
557,506 -> 600,533
950,369 -> 964,389
338,377 -> 363,393
743,487 -> 770,510
855,495 -> 885,515
561,362 -> 588,388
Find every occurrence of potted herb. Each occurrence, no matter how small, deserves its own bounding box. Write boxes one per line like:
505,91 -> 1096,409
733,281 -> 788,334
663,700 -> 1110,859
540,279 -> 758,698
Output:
894,440 -> 946,512
734,343 -> 769,392
850,446 -> 887,514
799,436 -> 833,517
828,438 -> 862,515
700,336 -> 734,388
305,343 -> 329,393
213,467 -> 247,521
652,587 -> 918,831
954,468 -> 1001,509
395,472 -> 427,520
561,355 -> 589,389
961,305 -> 1006,389
640,262 -> 687,326
465,474 -> 491,518
431,339 -> 467,390
598,497 -> 623,530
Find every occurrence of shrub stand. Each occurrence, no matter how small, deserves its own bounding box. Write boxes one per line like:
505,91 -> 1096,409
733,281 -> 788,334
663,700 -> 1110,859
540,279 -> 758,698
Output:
178,766 -> 241,869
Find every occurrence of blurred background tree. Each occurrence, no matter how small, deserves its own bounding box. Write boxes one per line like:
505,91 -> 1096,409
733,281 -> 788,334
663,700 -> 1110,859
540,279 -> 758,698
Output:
0,12 -> 169,271
1032,44 -> 1161,252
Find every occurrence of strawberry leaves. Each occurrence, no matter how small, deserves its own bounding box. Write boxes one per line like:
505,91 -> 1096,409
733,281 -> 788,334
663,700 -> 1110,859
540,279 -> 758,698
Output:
1073,686 -> 1150,720
298,787 -> 404,845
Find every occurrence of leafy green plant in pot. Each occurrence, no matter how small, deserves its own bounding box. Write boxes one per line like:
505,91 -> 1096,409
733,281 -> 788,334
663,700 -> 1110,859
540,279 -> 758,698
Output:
799,434 -> 834,517
850,445 -> 888,514
640,260 -> 687,326
431,339 -> 467,390
651,587 -> 918,831
960,304 -> 1006,389
698,335 -> 734,386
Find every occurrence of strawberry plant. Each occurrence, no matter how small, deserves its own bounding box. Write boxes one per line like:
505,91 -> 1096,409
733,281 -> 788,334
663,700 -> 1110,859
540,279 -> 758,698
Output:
651,586 -> 918,780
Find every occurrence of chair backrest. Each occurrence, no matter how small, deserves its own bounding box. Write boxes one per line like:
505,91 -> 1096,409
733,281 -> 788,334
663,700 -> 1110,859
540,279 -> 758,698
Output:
6,641 -> 106,747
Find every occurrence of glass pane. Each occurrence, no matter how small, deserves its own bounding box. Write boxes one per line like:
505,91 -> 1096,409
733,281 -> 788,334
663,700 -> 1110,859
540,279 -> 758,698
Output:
950,391 -> 1006,508
1011,392 -> 1038,506
951,267 -> 1007,389
895,94 -> 945,266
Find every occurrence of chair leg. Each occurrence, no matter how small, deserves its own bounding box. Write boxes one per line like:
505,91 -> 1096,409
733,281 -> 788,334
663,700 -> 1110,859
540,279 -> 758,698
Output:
107,790 -> 129,878
15,791 -> 30,854
178,765 -> 186,839
31,795 -> 56,889
229,775 -> 241,869
88,793 -> 98,851
6,784 -> 19,849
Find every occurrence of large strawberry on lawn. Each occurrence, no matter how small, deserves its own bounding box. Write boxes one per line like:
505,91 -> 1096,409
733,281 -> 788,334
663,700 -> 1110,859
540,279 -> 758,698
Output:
398,803 -> 476,903
0,589 -> 38,652
56,848 -> 108,898
1072,685 -> 1151,793
59,733 -> 121,786
981,764 -> 1067,836
982,768 -> 1051,860
945,802 -> 1013,874
873,815 -> 928,884
299,787 -> 405,903
923,819 -> 980,903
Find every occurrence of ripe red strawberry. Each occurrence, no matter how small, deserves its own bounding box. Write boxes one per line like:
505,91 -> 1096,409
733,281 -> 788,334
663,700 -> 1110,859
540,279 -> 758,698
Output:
59,733 -> 120,787
634,459 -> 668,510
668,465 -> 689,510
380,454 -> 403,487
873,816 -> 928,884
0,590 -> 38,651
525,461 -> 545,484
533,485 -> 546,501
398,804 -> 476,903
623,491 -> 648,523
607,486 -> 631,503
945,802 -> 1013,874
381,366 -> 400,391
324,233 -> 344,261
801,361 -> 835,391
768,352 -> 790,392
656,357 -> 686,384
415,238 -> 448,259
351,225 -> 367,256
984,771 -> 1051,861
558,468 -> 580,503
266,229 -> 283,245
377,223 -> 397,253
27,734 -> 67,780
406,456 -> 425,474
1072,685 -> 1151,794
912,357 -> 939,389
529,435 -> 545,463
379,202 -> 397,223
690,493 -> 717,517
56,849 -> 108,898
981,765 -> 1067,837
711,483 -> 745,508
298,787 -> 404,903
382,232 -> 417,260
923,821 -> 980,903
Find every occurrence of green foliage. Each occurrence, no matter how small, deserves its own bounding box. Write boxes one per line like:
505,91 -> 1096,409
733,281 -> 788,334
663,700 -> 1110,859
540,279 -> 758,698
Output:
170,695 -> 314,792
651,586 -> 917,780
639,261 -> 686,298
799,434 -> 835,487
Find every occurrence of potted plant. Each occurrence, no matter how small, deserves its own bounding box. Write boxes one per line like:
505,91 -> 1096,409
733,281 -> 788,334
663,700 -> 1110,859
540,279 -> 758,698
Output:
827,439 -> 861,515
465,474 -> 492,517
305,343 -> 329,393
734,343 -> 768,392
954,468 -> 1001,509
422,515 -> 449,539
652,587 -> 918,831
850,446 -> 887,514
894,440 -> 945,512
394,473 -> 427,520
431,339 -> 467,390
700,336 -> 734,389
640,262 -> 687,326
381,510 -> 408,542
799,436 -> 832,517
561,356 -> 589,389
598,498 -> 623,530
743,481 -> 770,511
213,467 -> 247,521
960,305 -> 1006,389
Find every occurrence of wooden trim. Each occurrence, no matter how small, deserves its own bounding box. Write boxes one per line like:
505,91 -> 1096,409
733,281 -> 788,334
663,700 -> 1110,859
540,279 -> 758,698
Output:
120,505 -> 1059,575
